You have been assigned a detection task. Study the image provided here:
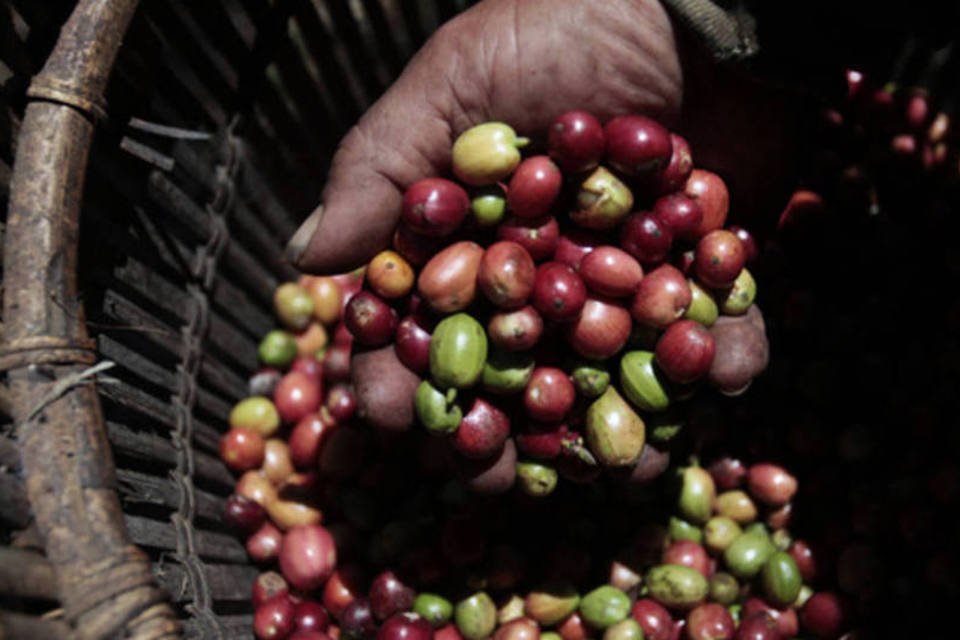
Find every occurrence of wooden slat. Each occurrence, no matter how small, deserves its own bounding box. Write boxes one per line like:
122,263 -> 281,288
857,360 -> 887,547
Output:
116,468 -> 225,524
83,179 -> 197,291
221,238 -> 279,311
99,379 -> 176,429
199,355 -> 249,404
154,2 -> 241,94
98,381 -> 223,456
146,170 -> 212,244
142,169 -> 281,312
140,16 -> 229,127
125,514 -> 248,564
84,182 -> 276,342
110,43 -> 217,131
97,274 -> 260,376
320,0 -> 385,99
167,138 -> 219,204
236,155 -> 299,240
205,309 -> 261,374
184,613 -> 253,640
194,388 -> 234,430
98,289 -> 184,361
216,0 -> 256,49
135,13 -> 235,131
359,0 -> 409,78
176,0 -> 252,66
292,1 -> 367,122
154,563 -> 257,603
260,33 -> 336,154
107,256 -> 192,323
243,102 -> 321,213
229,198 -> 298,280
106,422 -> 234,490
97,288 -> 254,402
209,276 -> 274,344
97,333 -> 178,392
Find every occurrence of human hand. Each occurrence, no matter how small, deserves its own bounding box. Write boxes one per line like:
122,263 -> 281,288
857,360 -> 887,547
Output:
287,0 -> 802,274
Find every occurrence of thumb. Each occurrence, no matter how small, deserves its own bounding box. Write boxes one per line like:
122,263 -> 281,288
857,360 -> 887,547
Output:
286,40 -> 474,274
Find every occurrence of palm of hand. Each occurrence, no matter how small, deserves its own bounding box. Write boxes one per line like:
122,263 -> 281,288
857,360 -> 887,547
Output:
292,0 -> 796,273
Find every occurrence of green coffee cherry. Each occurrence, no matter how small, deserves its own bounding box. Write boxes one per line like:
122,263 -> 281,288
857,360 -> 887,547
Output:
704,516 -> 742,554
715,490 -> 758,523
761,551 -> 802,607
454,592 -> 497,640
497,595 -> 526,624
603,618 -> 643,640
723,530 -> 775,579
678,465 -> 716,524
669,516 -> 704,544
708,572 -> 740,606
771,528 -> 793,551
471,185 -> 508,226
274,282 -> 315,331
684,280 -> 720,326
524,583 -> 580,626
571,363 -> 611,398
516,461 -> 559,497
728,603 -> 742,625
585,386 -> 646,467
620,350 -> 671,412
718,268 -> 756,315
258,329 -> 298,368
482,350 -> 535,394
648,411 -> 684,443
414,593 -> 454,627
414,381 -> 462,435
430,313 -> 488,389
229,396 -> 280,436
645,564 -> 709,611
794,584 -> 814,608
579,586 -> 631,629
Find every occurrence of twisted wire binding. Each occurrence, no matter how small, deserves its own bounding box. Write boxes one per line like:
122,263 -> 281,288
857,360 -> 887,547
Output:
168,118 -> 242,639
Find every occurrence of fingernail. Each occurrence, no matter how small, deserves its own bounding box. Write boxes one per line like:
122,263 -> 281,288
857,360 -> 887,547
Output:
286,205 -> 324,266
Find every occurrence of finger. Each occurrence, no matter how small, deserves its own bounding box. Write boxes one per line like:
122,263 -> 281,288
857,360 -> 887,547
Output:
286,38 -> 475,274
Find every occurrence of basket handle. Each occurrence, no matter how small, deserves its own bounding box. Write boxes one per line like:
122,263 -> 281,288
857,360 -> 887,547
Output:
2,0 -> 181,638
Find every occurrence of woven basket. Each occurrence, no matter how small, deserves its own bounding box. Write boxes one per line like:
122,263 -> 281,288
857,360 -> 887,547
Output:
0,1 -> 470,637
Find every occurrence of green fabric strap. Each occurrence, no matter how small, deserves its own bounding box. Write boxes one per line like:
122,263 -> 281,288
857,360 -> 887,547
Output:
660,0 -> 759,62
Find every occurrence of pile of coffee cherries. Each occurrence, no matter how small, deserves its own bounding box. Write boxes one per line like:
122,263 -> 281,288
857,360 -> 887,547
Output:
220,271 -> 359,639
221,318 -> 850,640
342,111 -> 769,496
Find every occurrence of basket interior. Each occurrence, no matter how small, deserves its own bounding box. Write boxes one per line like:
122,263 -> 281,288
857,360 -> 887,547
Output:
0,0 -> 471,636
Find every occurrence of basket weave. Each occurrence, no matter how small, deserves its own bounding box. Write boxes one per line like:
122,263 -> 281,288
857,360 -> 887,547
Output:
0,1 -> 469,637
